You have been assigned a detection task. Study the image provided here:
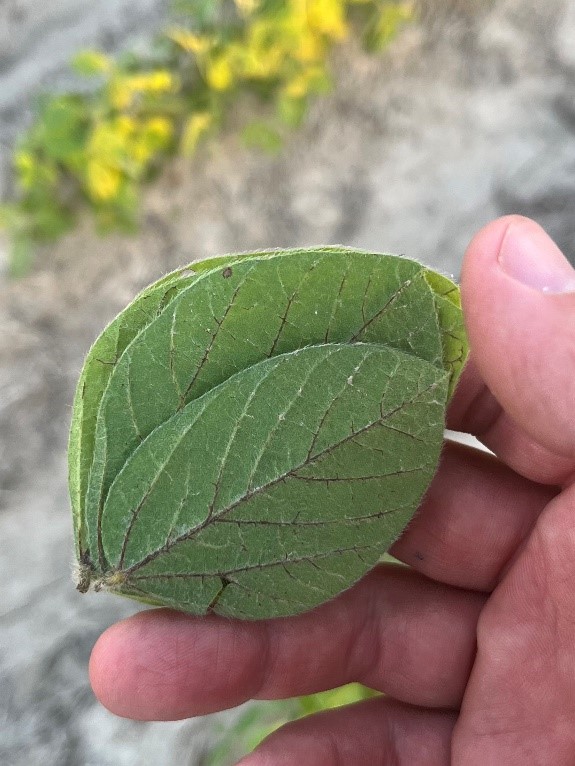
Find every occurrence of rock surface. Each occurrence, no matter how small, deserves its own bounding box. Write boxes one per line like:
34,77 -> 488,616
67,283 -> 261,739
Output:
2,0 -> 575,763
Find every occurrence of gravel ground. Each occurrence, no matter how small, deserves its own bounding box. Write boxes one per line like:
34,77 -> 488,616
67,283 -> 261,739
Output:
1,1 -> 575,763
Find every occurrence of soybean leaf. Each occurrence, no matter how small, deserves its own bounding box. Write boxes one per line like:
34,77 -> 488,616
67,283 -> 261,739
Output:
69,245 -> 368,551
68,267 -> 200,556
424,269 -> 467,397
69,247 -> 468,617
99,344 -> 448,618
84,250 -> 443,567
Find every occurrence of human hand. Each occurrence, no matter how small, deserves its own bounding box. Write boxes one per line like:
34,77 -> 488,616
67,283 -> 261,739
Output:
89,216 -> 575,764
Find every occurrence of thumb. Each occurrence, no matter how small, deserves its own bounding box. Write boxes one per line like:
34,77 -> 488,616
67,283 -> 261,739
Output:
461,215 -> 575,459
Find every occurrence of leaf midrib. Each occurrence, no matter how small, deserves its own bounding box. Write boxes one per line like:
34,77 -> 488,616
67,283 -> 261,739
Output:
121,372 -> 445,576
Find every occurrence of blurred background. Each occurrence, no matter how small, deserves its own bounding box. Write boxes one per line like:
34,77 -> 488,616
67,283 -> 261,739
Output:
1,0 -> 574,763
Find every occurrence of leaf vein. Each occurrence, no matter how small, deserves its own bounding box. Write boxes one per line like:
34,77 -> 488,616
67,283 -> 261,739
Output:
124,376 -> 442,575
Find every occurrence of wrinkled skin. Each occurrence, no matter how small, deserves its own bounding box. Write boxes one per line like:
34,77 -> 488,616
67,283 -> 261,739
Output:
90,216 -> 575,765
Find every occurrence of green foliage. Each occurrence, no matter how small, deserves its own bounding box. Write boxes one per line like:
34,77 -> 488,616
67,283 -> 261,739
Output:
69,247 -> 466,615
0,0 -> 415,274
206,684 -> 378,765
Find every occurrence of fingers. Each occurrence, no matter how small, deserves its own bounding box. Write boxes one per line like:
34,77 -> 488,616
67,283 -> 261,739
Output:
90,564 -> 483,720
453,484 -> 575,764
391,440 -> 556,591
237,697 -> 455,766
460,215 -> 575,463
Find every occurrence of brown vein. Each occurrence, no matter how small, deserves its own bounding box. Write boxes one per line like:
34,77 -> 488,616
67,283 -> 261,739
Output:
323,267 -> 350,344
177,270 -> 252,408
266,254 -> 325,358
348,273 -> 417,342
207,356 -> 283,519
112,392 -> 215,568
243,347 -> 344,495
305,349 -> 371,462
289,467 -> 422,482
210,502 -> 414,527
130,543 -> 377,582
123,375 -> 443,576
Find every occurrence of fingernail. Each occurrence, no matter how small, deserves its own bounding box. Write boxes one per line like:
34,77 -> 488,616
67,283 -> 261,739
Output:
497,218 -> 575,294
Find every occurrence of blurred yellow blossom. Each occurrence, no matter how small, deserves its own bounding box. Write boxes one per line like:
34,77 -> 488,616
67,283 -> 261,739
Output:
88,122 -> 125,158
115,116 -> 137,137
131,140 -> 153,165
109,70 -> 176,109
206,55 -> 234,90
181,112 -> 213,155
295,29 -> 325,62
144,117 -> 173,143
131,71 -> 175,92
306,0 -> 347,39
168,29 -> 212,56
238,30 -> 284,79
109,80 -> 132,110
87,161 -> 121,201
284,66 -> 327,98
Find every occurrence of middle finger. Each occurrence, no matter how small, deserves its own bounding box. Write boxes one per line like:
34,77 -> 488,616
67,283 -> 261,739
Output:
391,440 -> 557,591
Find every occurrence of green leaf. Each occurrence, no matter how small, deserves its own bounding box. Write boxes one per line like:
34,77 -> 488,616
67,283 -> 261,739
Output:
68,266 -> 204,558
101,344 -> 447,617
71,50 -> 111,77
69,248 -> 467,617
36,97 -> 88,162
241,122 -> 283,153
8,235 -> 35,278
424,269 -> 467,397
277,94 -> 308,128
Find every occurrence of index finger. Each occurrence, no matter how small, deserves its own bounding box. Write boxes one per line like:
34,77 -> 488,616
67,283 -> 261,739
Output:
89,565 -> 483,721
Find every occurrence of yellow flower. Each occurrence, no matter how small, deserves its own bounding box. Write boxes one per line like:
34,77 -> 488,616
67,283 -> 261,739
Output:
115,116 -> 137,137
108,70 -> 175,109
238,19 -> 291,78
144,117 -> 173,142
88,123 -> 125,157
87,161 -> 121,201
145,71 -> 175,92
128,71 -> 174,92
295,30 -> 325,63
109,79 -> 133,110
168,29 -> 212,56
306,0 -> 348,39
281,5 -> 324,63
181,112 -> 213,155
206,56 -> 234,90
131,139 -> 153,165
